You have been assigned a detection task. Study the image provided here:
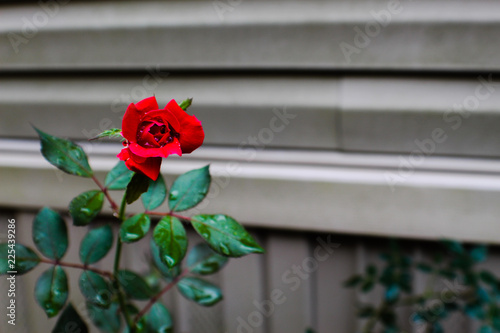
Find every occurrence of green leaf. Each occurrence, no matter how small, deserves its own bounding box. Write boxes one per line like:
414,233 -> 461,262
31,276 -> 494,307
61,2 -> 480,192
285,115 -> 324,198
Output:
168,165 -> 211,212
144,303 -> 173,333
187,243 -> 228,275
80,225 -> 113,264
126,172 -> 150,204
35,266 -> 68,318
69,190 -> 104,226
470,245 -> 488,263
79,271 -> 112,308
361,279 -> 375,293
150,239 -> 181,279
90,128 -> 123,141
153,216 -> 187,268
343,275 -> 363,288
105,161 -> 135,190
33,207 -> 68,260
416,263 -> 433,273
385,284 -> 400,303
52,303 -> 89,333
0,243 -> 39,275
34,127 -> 93,177
179,98 -> 193,111
142,174 -> 167,211
358,306 -> 375,318
479,270 -> 497,286
118,270 -> 155,300
120,214 -> 150,243
177,277 -> 223,306
87,301 -> 121,333
441,239 -> 465,255
191,214 -> 263,257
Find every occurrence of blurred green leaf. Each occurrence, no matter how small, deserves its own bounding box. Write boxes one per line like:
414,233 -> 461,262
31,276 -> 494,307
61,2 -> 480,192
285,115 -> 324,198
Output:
33,207 -> 68,260
80,225 -> 113,264
168,165 -> 211,212
144,303 -> 173,333
385,284 -> 400,303
470,245 -> 488,263
52,303 -> 88,333
87,301 -> 121,333
343,275 -> 363,288
177,277 -> 223,306
142,174 -> 167,211
441,240 -> 465,255
0,243 -> 39,275
118,270 -> 155,300
150,239 -> 181,280
69,190 -> 104,226
187,243 -> 229,275
416,263 -> 433,273
120,214 -> 150,243
105,161 -> 134,190
79,271 -> 112,308
191,214 -> 263,257
125,173 -> 150,204
34,127 -> 93,177
153,216 -> 187,268
35,266 -> 68,318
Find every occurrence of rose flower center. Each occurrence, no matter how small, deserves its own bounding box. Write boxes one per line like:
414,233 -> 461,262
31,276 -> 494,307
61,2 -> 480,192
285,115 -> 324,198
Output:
137,121 -> 179,148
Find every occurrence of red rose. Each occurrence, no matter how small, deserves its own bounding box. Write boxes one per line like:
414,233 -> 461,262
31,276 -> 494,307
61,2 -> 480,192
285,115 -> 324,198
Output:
117,96 -> 204,180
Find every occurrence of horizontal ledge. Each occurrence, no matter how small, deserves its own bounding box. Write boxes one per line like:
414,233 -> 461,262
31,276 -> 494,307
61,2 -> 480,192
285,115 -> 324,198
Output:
1,1 -> 500,70
2,140 -> 500,245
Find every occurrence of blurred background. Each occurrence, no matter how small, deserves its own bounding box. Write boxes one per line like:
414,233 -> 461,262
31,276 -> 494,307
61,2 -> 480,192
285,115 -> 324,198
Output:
1,0 -> 500,332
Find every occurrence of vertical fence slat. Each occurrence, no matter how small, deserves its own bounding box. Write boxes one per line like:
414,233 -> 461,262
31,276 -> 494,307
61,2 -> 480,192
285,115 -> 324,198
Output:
316,235 -> 356,333
265,232 -> 312,333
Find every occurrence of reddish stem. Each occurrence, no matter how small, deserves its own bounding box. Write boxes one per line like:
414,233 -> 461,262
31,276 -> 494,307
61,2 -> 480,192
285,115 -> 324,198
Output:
92,175 -> 119,212
133,268 -> 189,324
145,211 -> 191,221
39,258 -> 113,278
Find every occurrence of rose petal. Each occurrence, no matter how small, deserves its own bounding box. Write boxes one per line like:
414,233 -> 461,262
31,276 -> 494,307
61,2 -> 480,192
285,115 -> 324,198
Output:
117,147 -> 162,180
165,100 -> 205,154
122,103 -> 142,142
142,109 -> 180,132
135,96 -> 159,114
129,140 -> 182,158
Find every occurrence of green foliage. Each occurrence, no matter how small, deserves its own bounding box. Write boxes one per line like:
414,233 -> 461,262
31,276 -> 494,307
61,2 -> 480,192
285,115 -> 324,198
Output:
144,303 -> 173,333
120,214 -> 151,243
118,270 -> 156,300
91,128 -> 124,141
34,127 -> 93,177
0,243 -> 39,275
33,207 -> 68,260
153,216 -> 187,268
69,190 -> 104,226
168,165 -> 211,212
24,126 -> 264,333
187,243 -> 228,275
345,239 -> 500,333
105,161 -> 135,190
179,98 -> 193,111
142,174 -> 167,211
191,214 -> 264,257
52,303 -> 88,333
79,271 -> 113,308
87,301 -> 122,332
126,173 -> 150,204
80,224 -> 113,264
177,276 -> 223,306
35,266 -> 68,318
